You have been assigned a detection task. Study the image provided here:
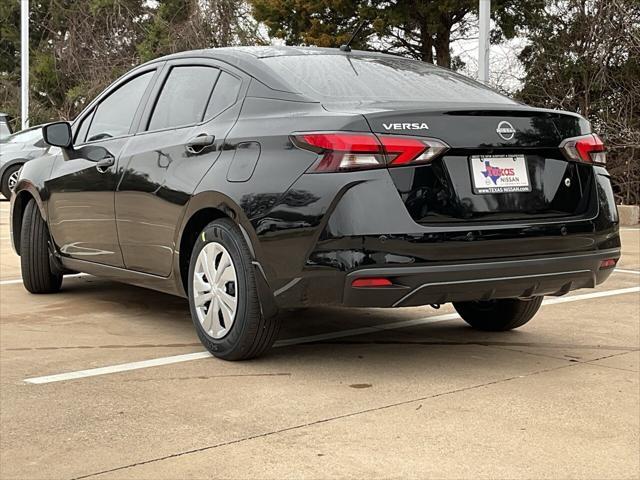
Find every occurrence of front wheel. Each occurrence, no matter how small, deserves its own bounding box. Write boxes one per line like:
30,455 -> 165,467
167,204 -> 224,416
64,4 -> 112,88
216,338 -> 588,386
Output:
453,297 -> 543,331
20,200 -> 63,293
188,218 -> 280,360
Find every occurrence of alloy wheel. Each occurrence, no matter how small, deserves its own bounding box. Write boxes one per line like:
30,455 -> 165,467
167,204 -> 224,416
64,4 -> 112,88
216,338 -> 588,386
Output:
7,170 -> 19,191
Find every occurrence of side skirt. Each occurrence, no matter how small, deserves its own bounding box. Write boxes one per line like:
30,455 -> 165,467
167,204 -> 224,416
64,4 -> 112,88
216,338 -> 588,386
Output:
60,257 -> 185,298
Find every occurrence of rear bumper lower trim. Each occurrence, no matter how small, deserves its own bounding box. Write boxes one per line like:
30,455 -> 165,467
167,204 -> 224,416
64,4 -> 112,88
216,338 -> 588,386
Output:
391,269 -> 592,307
342,248 -> 620,308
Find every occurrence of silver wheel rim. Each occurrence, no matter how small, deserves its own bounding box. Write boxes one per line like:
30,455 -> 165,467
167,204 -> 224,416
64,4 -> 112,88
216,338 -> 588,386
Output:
7,170 -> 19,190
193,241 -> 238,339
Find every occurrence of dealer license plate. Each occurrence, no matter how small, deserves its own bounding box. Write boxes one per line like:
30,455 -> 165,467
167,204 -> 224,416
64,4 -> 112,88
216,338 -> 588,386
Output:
469,155 -> 531,194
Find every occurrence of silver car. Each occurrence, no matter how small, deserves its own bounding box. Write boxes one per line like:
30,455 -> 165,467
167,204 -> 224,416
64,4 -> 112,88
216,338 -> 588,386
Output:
0,126 -> 46,198
0,113 -> 12,140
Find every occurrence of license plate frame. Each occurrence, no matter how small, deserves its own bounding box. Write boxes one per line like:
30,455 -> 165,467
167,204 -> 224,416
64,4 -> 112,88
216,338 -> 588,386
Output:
469,154 -> 531,194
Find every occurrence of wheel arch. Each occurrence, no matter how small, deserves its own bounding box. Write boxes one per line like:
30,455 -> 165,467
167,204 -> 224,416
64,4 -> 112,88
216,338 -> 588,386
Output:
175,191 -> 260,296
10,186 -> 46,255
0,158 -> 27,177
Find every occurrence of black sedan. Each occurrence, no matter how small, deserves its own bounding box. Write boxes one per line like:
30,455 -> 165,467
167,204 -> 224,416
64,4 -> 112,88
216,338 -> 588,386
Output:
10,46 -> 620,360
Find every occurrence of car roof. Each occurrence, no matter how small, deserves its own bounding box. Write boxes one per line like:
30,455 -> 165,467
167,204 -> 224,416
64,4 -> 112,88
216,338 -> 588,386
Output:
139,46 -> 414,94
159,45 -> 396,60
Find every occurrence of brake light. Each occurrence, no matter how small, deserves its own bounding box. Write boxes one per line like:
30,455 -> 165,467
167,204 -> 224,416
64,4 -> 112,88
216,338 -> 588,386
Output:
560,134 -> 606,165
291,132 -> 449,172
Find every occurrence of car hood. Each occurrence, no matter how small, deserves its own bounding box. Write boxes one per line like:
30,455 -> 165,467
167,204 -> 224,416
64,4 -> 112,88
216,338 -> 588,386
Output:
0,145 -> 43,163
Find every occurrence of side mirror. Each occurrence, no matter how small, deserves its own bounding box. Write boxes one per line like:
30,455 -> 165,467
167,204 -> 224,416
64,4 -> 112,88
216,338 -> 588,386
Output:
42,121 -> 73,149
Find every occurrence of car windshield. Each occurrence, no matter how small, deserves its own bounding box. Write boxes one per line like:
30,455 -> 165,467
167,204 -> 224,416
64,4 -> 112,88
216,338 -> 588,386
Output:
261,54 -> 515,104
3,128 -> 42,144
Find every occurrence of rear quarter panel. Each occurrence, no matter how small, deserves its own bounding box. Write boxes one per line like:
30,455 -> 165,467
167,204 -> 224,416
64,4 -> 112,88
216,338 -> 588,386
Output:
187,95 -> 371,283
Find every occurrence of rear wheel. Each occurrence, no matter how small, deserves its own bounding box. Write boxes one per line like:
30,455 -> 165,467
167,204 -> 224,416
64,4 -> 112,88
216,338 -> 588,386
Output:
453,297 -> 543,331
1,164 -> 21,199
20,200 -> 63,293
188,218 -> 280,360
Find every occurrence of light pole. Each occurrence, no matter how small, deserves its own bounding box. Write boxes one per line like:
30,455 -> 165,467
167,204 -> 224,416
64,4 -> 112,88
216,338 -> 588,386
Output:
478,0 -> 490,83
21,0 -> 29,129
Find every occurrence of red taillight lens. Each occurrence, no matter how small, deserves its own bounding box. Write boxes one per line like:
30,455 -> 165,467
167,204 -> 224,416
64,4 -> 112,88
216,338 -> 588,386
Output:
351,277 -> 393,288
560,134 -> 606,165
291,132 -> 449,172
379,135 -> 449,166
297,133 -> 380,153
291,133 -> 385,172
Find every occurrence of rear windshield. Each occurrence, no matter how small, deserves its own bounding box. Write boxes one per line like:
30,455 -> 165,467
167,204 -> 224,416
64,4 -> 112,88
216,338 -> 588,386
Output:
261,54 -> 515,104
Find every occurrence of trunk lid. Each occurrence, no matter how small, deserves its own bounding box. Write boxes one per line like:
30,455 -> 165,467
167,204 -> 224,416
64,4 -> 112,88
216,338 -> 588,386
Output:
328,103 -> 595,224
325,102 -> 589,147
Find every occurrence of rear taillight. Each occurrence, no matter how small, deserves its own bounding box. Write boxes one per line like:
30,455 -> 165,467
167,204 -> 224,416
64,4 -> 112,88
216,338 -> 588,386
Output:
379,135 -> 449,166
291,132 -> 449,172
560,134 -> 606,165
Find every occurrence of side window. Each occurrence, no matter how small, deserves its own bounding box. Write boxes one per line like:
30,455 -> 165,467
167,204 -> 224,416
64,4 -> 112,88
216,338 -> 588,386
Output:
204,72 -> 242,120
148,66 -> 220,131
74,109 -> 93,144
86,71 -> 154,142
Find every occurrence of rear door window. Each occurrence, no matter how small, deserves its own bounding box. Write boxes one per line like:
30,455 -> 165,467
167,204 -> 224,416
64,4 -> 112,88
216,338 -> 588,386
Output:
148,66 -> 220,131
204,72 -> 242,120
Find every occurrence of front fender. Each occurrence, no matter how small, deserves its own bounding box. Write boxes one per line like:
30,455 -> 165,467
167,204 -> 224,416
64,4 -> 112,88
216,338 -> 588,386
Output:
10,181 -> 46,255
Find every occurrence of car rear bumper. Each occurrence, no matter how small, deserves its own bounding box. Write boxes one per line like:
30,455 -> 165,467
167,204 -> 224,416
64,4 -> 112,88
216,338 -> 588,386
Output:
272,248 -> 620,308
254,166 -> 621,310
343,248 -> 620,307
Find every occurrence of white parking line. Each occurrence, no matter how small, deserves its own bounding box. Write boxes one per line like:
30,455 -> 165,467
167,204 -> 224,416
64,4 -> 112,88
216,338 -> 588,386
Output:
24,313 -> 459,385
615,268 -> 640,275
0,273 -> 88,286
24,352 -> 213,384
542,286 -> 639,304
23,286 -> 640,385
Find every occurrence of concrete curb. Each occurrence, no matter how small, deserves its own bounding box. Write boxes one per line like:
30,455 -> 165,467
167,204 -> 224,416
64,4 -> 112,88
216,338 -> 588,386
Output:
618,204 -> 639,226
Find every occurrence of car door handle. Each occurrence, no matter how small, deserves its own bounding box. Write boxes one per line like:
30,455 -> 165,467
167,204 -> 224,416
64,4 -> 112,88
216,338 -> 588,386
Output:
185,135 -> 215,155
96,156 -> 115,173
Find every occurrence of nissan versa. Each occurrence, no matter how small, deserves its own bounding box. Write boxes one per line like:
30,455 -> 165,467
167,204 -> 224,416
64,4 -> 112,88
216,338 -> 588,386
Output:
10,46 -> 621,360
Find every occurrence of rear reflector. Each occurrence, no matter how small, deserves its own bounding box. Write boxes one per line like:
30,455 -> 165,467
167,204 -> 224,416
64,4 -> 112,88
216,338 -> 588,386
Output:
291,132 -> 449,172
560,134 -> 606,165
599,258 -> 618,269
351,277 -> 393,288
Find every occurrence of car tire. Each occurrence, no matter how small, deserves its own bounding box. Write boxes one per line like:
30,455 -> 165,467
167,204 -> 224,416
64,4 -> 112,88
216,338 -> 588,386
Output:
453,296 -> 543,331
1,164 -> 22,199
188,218 -> 280,360
20,199 -> 63,294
